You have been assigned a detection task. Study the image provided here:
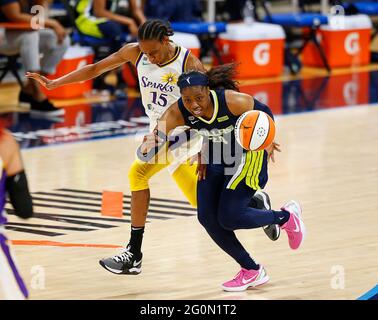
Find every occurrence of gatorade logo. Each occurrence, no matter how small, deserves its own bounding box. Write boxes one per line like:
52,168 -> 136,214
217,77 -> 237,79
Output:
75,111 -> 86,127
344,32 -> 360,55
222,43 -> 230,55
343,80 -> 358,105
253,43 -> 271,66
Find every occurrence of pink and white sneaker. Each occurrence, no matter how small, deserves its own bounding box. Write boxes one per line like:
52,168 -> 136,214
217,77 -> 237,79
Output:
281,200 -> 306,250
222,266 -> 269,292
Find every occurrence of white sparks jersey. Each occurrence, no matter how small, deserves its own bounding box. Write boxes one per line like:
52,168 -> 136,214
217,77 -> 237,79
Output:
136,45 -> 191,131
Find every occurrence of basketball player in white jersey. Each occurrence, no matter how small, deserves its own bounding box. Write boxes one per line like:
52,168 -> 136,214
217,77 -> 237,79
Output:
27,20 -> 279,275
0,122 -> 33,299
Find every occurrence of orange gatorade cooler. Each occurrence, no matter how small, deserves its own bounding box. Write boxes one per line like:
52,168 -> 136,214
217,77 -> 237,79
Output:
216,22 -> 285,79
43,46 -> 94,99
171,32 -> 201,58
303,14 -> 372,68
122,63 -> 138,88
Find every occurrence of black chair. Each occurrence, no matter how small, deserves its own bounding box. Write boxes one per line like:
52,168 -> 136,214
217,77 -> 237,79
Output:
0,54 -> 23,87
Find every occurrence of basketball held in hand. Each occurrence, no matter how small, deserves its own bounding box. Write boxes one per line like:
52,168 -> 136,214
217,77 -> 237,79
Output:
235,110 -> 276,151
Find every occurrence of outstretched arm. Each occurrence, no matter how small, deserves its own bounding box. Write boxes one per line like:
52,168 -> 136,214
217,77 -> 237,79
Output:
156,103 -> 186,136
25,42 -> 141,89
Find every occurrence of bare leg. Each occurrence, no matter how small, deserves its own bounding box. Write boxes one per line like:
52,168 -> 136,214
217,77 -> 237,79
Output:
130,189 -> 150,227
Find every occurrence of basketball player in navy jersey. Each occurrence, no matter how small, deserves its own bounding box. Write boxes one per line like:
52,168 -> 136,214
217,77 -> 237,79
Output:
140,66 -> 306,291
0,121 -> 33,299
27,20 -> 279,275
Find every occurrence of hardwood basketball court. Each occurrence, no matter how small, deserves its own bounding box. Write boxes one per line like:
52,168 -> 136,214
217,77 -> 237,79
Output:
4,103 -> 377,300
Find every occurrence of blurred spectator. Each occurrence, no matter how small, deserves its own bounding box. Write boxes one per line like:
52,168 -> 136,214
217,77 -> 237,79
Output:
75,0 -> 146,47
75,0 -> 146,93
218,0 -> 248,22
0,0 -> 69,117
143,0 -> 202,22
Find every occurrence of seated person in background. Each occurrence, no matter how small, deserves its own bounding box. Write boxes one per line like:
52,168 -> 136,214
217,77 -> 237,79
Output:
222,0 -> 247,22
76,0 -> 146,93
0,0 -> 69,117
76,0 -> 146,48
143,0 -> 202,22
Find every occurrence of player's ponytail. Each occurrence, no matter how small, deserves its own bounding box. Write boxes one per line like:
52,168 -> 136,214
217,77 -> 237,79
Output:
177,63 -> 239,92
206,63 -> 239,91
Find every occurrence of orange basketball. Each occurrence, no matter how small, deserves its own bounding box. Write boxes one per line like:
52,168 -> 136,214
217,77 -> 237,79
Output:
234,110 -> 276,151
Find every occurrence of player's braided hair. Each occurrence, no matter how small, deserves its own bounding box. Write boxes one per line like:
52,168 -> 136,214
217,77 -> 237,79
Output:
138,20 -> 174,41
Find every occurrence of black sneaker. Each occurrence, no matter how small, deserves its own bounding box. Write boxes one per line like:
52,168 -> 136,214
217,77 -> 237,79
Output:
250,191 -> 280,241
30,99 -> 65,118
99,246 -> 142,275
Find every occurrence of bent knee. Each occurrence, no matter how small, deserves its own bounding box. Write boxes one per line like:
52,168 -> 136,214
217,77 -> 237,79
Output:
128,163 -> 150,191
197,209 -> 220,232
218,210 -> 239,231
20,31 -> 39,47
60,35 -> 71,50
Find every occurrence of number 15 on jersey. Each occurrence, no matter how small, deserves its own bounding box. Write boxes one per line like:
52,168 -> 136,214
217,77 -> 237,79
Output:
151,92 -> 168,107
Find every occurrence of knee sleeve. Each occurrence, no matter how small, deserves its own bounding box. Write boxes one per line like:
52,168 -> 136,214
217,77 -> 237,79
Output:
128,160 -> 167,192
6,170 -> 33,219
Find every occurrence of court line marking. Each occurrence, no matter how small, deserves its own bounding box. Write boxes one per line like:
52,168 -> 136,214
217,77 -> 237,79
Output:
357,284 -> 378,300
10,240 -> 123,249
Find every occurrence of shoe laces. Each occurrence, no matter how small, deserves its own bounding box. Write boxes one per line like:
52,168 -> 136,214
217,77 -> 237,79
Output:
232,269 -> 246,281
112,247 -> 133,263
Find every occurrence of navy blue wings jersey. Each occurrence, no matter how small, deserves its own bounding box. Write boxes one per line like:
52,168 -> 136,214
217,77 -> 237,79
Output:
177,89 -> 268,190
